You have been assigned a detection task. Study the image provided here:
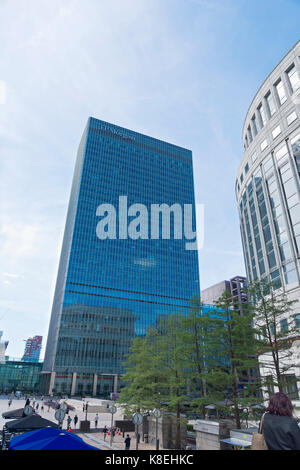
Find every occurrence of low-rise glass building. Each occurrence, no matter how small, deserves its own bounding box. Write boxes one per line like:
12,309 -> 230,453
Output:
0,358 -> 43,393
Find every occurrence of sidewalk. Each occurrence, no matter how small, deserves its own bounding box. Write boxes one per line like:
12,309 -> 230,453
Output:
80,430 -> 166,451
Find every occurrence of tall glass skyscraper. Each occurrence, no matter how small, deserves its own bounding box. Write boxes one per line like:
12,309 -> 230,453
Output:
41,117 -> 200,396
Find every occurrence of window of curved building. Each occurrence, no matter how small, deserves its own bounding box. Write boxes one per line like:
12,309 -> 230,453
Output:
270,268 -> 282,289
251,114 -> 258,136
272,125 -> 281,140
283,261 -> 298,286
291,132 -> 300,175
274,79 -> 287,106
294,314 -> 300,329
257,103 -> 267,128
275,142 -> 289,166
287,111 -> 297,126
261,139 -> 268,152
266,91 -> 276,117
251,151 -> 257,163
287,64 -> 300,93
248,125 -> 253,143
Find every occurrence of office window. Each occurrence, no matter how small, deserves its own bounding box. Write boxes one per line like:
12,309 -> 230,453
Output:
266,92 -> 276,117
257,103 -> 267,127
275,143 -> 289,165
287,64 -> 300,92
251,115 -> 258,136
272,125 -> 281,140
248,125 -> 253,143
295,314 -> 300,328
283,262 -> 298,285
261,139 -> 268,151
275,79 -> 287,105
240,173 -> 244,184
245,163 -> 249,174
281,374 -> 299,400
280,318 -> 288,333
251,152 -> 257,163
287,111 -> 297,126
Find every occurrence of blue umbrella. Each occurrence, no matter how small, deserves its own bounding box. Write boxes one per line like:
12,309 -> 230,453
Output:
9,427 -> 81,448
9,428 -> 99,450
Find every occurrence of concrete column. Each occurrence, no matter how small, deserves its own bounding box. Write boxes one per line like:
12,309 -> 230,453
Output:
113,375 -> 118,393
71,372 -> 77,396
93,374 -> 98,396
49,371 -> 56,395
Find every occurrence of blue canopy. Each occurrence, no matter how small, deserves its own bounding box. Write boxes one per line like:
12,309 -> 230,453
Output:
9,427 -> 99,450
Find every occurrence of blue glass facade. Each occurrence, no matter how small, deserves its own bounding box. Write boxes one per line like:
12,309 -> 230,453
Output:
42,117 -> 200,395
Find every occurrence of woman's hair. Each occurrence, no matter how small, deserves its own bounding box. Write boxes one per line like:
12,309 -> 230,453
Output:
266,392 -> 293,417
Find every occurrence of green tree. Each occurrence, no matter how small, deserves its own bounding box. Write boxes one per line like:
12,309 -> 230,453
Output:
247,279 -> 299,398
119,314 -> 189,449
179,297 -> 226,418
209,290 -> 260,428
118,328 -> 165,415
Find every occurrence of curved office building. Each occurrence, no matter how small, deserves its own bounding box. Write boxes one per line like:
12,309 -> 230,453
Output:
236,41 -> 300,396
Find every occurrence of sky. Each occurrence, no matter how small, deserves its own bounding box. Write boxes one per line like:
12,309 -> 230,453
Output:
0,0 -> 300,359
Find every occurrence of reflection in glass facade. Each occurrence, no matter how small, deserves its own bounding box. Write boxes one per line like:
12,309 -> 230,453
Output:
0,358 -> 43,393
238,140 -> 300,291
42,117 -> 200,395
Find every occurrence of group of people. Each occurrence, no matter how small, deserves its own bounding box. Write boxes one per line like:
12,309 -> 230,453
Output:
102,425 -> 131,449
24,396 -> 45,414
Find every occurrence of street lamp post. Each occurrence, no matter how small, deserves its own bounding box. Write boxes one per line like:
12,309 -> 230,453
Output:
109,405 -> 117,448
133,412 -> 143,451
153,409 -> 161,450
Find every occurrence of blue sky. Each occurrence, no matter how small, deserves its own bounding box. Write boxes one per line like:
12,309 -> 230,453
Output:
0,0 -> 300,358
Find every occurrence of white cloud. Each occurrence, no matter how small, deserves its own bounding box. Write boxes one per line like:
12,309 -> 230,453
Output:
0,80 -> 6,104
0,223 -> 40,260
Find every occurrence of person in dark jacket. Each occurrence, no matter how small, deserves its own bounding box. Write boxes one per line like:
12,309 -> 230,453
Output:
124,434 -> 131,450
261,392 -> 300,450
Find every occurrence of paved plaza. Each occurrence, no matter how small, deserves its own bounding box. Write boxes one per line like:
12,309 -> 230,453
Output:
0,396 -> 167,450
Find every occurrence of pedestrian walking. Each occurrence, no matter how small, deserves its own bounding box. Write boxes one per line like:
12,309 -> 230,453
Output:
103,425 -> 108,441
36,402 -> 39,410
25,398 -> 30,407
41,404 -> 44,412
95,414 -> 99,429
67,415 -> 72,429
256,392 -> 300,450
8,400 -> 12,407
74,414 -> 78,429
111,428 -> 115,442
124,434 -> 131,450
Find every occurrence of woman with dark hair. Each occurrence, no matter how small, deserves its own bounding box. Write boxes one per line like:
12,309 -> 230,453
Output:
261,392 -> 300,450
